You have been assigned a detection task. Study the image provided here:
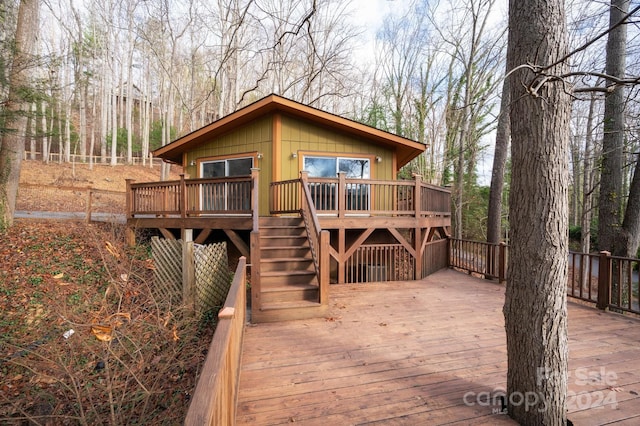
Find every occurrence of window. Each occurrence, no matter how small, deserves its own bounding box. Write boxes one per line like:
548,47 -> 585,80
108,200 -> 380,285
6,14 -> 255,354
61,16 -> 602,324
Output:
303,156 -> 370,211
200,156 -> 253,212
202,157 -> 252,178
303,156 -> 370,179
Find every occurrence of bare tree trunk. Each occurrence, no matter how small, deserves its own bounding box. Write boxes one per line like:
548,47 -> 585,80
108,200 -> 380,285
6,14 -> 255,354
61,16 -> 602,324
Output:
100,70 -> 108,163
125,2 -> 135,165
598,0 -> 629,252
41,100 -> 49,163
110,86 -> 117,165
581,93 -> 596,254
487,78 -> 510,244
617,155 -> 640,257
504,0 -> 570,423
29,102 -> 36,159
0,0 -> 39,229
570,133 -> 581,226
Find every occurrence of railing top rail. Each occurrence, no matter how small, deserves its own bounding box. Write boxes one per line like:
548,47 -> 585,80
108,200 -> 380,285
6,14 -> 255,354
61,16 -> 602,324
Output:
131,176 -> 253,189
185,175 -> 252,184
270,178 -> 300,186
420,181 -> 452,193
608,254 -> 640,262
130,180 -> 181,189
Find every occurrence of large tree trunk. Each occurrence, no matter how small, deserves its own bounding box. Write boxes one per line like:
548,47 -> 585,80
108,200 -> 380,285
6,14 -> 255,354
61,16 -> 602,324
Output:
598,0 -> 629,253
0,0 -> 39,229
615,155 -> 640,257
504,0 -> 571,424
487,77 -> 510,244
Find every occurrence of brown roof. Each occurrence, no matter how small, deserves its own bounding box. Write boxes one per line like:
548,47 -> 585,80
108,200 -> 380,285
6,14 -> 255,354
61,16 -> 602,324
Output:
153,94 -> 426,167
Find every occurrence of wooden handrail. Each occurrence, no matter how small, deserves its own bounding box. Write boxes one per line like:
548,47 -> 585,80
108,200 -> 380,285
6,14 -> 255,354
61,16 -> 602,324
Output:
300,172 -> 329,306
185,257 -> 247,426
300,172 -> 321,274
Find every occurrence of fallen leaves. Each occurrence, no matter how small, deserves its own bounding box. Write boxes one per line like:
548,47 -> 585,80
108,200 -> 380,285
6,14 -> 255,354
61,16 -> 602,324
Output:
91,312 -> 132,341
105,241 -> 120,259
91,325 -> 113,342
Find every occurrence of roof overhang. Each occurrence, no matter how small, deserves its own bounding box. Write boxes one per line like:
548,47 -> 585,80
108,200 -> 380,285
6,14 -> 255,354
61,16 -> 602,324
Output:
153,94 -> 426,168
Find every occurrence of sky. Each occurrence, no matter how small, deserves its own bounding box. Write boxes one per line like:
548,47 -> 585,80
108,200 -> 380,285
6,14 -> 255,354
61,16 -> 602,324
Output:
345,0 -> 506,186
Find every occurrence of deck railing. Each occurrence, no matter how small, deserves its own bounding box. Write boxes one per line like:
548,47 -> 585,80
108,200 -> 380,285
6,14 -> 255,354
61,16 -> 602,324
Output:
184,257 -> 247,426
127,172 -> 451,219
127,174 -> 253,217
449,238 -> 640,316
270,172 -> 451,217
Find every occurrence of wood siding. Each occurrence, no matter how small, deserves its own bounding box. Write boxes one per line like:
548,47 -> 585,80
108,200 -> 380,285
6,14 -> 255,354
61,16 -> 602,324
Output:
180,113 -> 398,215
184,116 -> 273,214
280,115 -> 395,181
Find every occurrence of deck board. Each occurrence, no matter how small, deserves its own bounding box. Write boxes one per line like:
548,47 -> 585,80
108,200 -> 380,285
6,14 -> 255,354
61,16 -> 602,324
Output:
237,269 -> 640,425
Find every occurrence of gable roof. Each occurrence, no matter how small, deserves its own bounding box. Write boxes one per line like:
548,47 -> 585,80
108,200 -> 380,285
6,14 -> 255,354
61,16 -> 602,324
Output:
153,94 -> 426,168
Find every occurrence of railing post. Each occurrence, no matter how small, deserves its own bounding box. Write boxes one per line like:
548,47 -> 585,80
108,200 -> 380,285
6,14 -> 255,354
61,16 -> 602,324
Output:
597,250 -> 611,310
125,179 -> 134,218
179,174 -> 187,218
251,168 -> 260,231
485,243 -> 495,280
183,229 -> 195,314
446,237 -> 452,268
338,172 -> 346,217
319,230 -> 330,306
413,174 -> 422,218
498,242 -> 507,283
250,231 -> 262,313
300,170 -> 309,213
85,189 -> 92,223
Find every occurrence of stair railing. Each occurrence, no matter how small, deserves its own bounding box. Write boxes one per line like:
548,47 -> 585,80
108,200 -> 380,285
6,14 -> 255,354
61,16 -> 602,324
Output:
300,171 -> 330,305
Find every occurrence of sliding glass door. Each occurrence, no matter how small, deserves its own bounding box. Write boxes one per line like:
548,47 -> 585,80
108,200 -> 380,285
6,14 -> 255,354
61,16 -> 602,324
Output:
303,156 -> 370,211
200,157 -> 253,212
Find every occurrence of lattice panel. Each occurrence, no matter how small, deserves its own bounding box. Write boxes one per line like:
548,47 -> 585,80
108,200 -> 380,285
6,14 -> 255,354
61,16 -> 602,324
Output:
194,242 -> 231,313
151,237 -> 183,307
151,238 -> 231,315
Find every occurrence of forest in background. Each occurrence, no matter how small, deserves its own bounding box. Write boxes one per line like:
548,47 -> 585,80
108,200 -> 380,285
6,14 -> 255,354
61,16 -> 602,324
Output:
1,0 -> 639,245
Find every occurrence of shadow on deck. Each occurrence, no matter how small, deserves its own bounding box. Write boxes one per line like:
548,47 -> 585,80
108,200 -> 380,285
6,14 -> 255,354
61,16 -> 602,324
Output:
237,269 -> 640,425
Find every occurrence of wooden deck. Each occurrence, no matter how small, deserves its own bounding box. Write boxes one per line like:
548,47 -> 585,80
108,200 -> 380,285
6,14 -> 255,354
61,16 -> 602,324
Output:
237,269 -> 640,425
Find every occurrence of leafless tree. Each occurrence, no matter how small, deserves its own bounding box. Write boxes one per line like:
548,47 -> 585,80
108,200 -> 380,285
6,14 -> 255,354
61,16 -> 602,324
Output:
0,0 -> 40,229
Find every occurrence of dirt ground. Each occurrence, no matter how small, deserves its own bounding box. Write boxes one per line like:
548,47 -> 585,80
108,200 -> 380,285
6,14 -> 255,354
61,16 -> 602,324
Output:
19,160 -> 182,193
1,162 -> 212,424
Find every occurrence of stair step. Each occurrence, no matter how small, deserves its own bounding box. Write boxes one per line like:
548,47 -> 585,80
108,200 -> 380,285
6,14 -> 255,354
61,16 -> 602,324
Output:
251,300 -> 329,323
260,246 -> 312,259
261,257 -> 315,272
260,299 -> 322,310
260,225 -> 307,237
262,270 -> 316,277
259,217 -> 304,227
260,270 -> 318,286
260,235 -> 309,247
260,283 -> 319,303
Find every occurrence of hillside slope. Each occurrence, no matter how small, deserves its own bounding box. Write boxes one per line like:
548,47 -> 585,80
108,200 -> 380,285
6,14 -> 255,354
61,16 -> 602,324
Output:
19,160 -> 182,192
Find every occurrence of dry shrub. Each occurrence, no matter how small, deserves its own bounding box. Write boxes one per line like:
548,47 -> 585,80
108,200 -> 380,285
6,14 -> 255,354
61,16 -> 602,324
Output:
0,222 -> 214,425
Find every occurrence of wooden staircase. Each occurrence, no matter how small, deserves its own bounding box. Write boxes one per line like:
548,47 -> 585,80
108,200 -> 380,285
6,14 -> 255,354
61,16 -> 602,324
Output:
251,216 -> 328,323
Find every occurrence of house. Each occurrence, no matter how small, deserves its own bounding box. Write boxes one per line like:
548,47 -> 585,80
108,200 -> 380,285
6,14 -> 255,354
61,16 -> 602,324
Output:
125,94 -> 451,322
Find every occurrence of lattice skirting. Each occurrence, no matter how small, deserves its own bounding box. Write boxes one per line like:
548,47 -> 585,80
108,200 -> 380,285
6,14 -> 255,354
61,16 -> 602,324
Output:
151,237 -> 231,315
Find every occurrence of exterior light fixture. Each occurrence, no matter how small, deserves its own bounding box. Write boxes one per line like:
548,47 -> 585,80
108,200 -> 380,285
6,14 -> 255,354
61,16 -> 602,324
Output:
291,152 -> 298,158
257,152 -> 264,159
376,156 -> 382,163
189,160 -> 196,166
